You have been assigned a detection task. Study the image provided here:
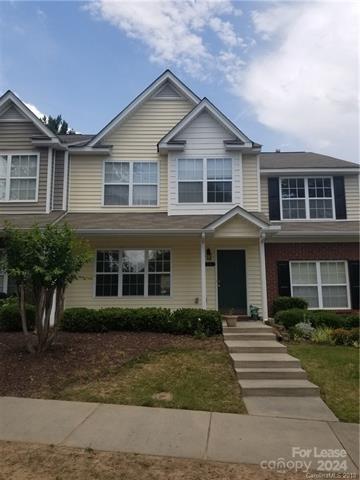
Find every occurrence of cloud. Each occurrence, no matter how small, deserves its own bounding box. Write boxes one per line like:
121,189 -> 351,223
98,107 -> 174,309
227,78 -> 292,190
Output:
25,102 -> 45,119
85,0 -> 243,78
85,0 -> 359,161
236,1 -> 359,160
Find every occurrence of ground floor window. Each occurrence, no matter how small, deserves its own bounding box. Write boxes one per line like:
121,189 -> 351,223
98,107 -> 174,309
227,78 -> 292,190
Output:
95,249 -> 171,297
290,260 -> 350,309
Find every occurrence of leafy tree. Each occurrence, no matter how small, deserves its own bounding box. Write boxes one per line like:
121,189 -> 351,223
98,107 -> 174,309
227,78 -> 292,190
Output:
3,223 -> 91,353
42,114 -> 75,135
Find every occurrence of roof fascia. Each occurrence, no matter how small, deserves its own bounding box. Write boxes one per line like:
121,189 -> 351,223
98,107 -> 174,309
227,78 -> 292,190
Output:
87,70 -> 200,147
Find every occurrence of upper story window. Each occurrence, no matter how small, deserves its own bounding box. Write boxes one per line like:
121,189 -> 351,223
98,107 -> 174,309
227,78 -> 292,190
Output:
104,161 -> 158,206
280,177 -> 334,220
177,157 -> 232,204
0,153 -> 39,202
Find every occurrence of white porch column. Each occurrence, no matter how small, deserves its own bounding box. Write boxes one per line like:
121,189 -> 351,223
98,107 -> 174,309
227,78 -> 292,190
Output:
259,232 -> 268,322
200,232 -> 207,309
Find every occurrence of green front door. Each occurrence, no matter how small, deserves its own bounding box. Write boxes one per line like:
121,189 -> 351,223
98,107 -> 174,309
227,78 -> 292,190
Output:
217,250 -> 247,314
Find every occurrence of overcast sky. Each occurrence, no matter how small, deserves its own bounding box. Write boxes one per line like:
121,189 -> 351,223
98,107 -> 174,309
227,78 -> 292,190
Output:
1,0 -> 358,162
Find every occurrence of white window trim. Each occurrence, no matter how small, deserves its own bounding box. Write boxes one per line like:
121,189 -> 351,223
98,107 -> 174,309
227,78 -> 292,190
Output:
94,248 -> 172,298
176,156 -> 233,205
102,160 -> 159,207
0,152 -> 39,203
290,260 -> 351,310
279,176 -> 335,221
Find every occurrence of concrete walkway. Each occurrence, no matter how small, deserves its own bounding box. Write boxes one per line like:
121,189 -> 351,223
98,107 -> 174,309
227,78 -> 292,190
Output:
223,321 -> 338,422
0,397 -> 358,474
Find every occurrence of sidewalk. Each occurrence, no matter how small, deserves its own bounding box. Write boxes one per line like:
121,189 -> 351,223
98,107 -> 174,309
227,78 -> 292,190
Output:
0,397 -> 358,474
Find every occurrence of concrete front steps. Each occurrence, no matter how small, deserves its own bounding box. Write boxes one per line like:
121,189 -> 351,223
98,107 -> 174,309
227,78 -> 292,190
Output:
223,321 -> 319,397
240,379 -> 319,397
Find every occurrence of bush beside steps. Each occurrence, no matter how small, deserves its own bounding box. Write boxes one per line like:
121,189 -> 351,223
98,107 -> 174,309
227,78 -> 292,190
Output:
60,307 -> 222,337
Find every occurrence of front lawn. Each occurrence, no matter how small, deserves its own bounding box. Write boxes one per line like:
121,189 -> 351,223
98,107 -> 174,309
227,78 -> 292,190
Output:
0,441 -> 303,480
0,332 -> 245,414
288,344 -> 359,423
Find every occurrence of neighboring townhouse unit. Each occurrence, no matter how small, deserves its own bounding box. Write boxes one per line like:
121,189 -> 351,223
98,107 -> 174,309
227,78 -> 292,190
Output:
0,70 -> 359,318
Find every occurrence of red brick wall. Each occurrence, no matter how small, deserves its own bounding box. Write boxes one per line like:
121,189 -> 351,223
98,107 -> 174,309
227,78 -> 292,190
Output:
265,242 -> 359,314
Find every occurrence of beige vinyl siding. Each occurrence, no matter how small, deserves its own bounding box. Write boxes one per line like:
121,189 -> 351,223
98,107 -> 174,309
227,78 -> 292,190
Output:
345,174 -> 359,220
260,176 -> 269,217
65,236 -> 202,309
0,121 -> 49,212
52,150 -> 64,210
213,215 -> 260,238
0,105 -> 25,121
242,155 -> 260,211
68,99 -> 192,212
65,234 -> 263,317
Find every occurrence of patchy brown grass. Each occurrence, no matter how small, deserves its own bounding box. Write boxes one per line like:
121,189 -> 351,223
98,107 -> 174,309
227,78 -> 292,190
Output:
0,331 -> 245,414
0,441 -> 306,480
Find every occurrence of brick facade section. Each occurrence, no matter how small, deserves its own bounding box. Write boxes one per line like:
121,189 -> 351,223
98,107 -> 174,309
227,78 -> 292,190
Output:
265,242 -> 360,314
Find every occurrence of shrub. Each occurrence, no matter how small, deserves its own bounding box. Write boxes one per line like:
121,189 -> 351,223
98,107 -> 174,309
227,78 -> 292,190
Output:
98,307 -> 172,333
292,322 -> 314,340
61,307 -> 222,336
272,296 -> 308,314
331,328 -> 359,346
61,308 -> 104,332
311,327 -> 334,344
171,308 -> 222,336
310,311 -> 344,329
274,308 -> 309,329
341,314 -> 359,329
0,303 -> 35,332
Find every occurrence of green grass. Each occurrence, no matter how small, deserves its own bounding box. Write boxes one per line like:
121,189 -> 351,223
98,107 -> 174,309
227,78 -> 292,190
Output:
288,344 -> 359,423
58,348 -> 246,414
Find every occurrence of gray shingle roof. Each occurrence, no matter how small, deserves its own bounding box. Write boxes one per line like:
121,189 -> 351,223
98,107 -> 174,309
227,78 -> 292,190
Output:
260,152 -> 359,170
59,212 -> 219,231
58,211 -> 269,231
0,212 -> 65,230
272,220 -> 359,235
58,134 -> 94,145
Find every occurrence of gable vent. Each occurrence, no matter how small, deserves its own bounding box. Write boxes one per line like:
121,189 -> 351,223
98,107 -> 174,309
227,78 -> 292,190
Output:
153,82 -> 182,99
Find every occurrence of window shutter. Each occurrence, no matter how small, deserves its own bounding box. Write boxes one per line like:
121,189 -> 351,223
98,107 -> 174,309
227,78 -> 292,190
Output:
333,176 -> 347,219
268,177 -> 280,220
348,260 -> 359,310
277,261 -> 291,296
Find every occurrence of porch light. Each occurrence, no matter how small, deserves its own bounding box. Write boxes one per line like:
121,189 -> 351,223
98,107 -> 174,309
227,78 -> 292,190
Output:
206,248 -> 212,261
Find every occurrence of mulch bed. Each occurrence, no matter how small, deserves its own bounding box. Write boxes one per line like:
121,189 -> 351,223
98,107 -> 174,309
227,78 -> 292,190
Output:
0,331 -> 223,398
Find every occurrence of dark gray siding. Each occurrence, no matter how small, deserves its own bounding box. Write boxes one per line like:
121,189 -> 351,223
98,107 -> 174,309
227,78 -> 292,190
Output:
53,150 -> 65,210
0,121 -> 49,212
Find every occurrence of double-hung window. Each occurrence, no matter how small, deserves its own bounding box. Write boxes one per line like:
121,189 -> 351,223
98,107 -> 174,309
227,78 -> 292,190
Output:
95,249 -> 171,297
177,157 -> 232,203
280,177 -> 334,219
207,158 -> 232,202
290,261 -> 350,309
104,161 -> 158,206
0,154 -> 39,202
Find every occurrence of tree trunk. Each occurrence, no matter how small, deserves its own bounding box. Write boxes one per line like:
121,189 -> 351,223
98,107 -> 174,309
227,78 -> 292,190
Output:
18,283 -> 35,354
48,285 -> 65,346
